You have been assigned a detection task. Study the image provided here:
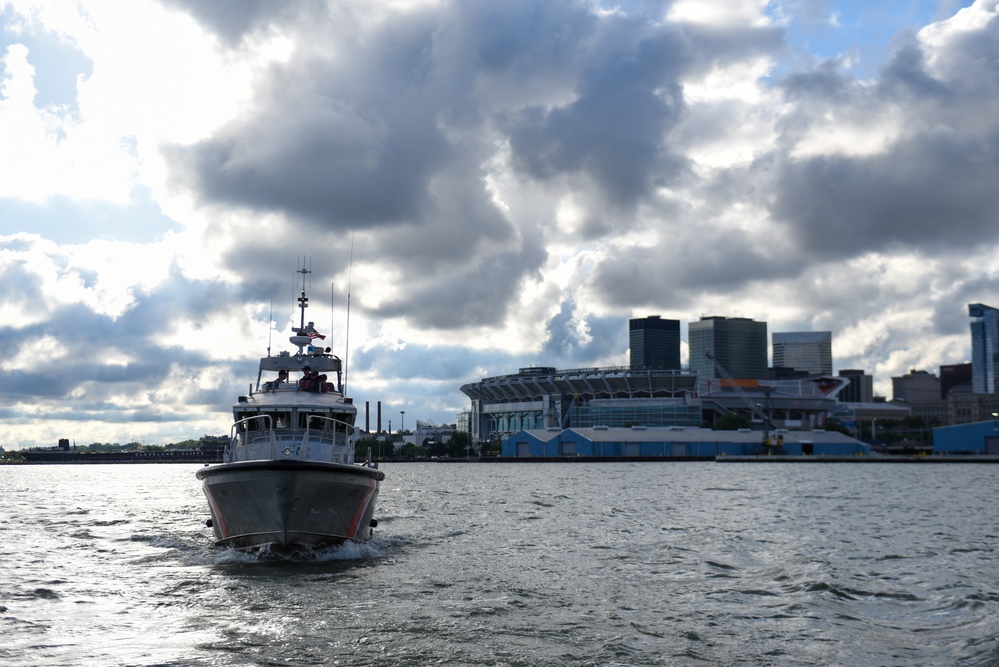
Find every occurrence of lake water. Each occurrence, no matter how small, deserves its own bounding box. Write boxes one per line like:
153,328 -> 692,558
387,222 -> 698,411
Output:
1,462 -> 997,666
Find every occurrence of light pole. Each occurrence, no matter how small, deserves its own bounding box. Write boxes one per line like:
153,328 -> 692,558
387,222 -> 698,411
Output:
401,411 -> 405,436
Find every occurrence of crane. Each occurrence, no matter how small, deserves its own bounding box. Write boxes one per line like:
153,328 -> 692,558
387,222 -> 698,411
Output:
704,352 -> 784,454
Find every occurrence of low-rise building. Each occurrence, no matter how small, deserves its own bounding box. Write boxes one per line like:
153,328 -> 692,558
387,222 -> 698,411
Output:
933,419 -> 999,455
501,426 -> 870,458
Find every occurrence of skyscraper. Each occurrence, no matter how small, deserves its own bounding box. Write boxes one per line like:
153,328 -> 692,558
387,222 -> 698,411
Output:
688,316 -> 768,380
969,303 -> 999,394
940,362 -> 972,399
629,316 -> 681,370
838,369 -> 874,403
772,331 -> 832,376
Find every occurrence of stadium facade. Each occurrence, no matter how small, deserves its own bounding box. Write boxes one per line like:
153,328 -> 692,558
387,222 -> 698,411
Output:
459,364 -> 848,445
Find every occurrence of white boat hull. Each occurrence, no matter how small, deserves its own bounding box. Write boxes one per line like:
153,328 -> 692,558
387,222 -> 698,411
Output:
196,461 -> 384,550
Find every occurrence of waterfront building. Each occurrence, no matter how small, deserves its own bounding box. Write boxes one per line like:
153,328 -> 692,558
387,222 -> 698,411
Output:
688,316 -> 768,380
831,401 -> 912,439
459,365 -> 701,443
969,303 -> 999,393
459,365 -> 847,443
933,419 -> 999,455
414,420 -> 455,444
892,370 -> 941,404
940,362 -> 972,399
772,331 -> 832,376
838,370 -> 874,403
500,426 -> 870,458
944,385 -> 999,425
460,316 -> 843,444
889,369 -> 948,426
629,316 -> 681,370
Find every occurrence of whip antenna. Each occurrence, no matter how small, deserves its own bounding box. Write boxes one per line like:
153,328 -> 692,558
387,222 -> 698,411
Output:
266,298 -> 273,357
344,229 -> 355,396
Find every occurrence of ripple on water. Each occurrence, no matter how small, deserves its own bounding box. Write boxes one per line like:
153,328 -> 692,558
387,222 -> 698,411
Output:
1,462 -> 998,666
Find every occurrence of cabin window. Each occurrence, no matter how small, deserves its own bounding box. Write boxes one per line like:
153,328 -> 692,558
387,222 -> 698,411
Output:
331,415 -> 351,433
237,413 -> 258,432
269,412 -> 291,429
300,413 -> 328,431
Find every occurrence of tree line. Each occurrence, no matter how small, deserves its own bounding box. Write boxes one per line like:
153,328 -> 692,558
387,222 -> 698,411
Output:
352,431 -> 494,460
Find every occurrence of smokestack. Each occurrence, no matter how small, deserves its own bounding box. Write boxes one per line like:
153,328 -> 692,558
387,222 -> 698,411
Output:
365,401 -> 370,433
377,401 -> 382,435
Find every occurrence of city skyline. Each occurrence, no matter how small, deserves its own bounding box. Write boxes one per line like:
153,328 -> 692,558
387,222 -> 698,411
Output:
1,0 -> 996,448
575,310 -> 976,394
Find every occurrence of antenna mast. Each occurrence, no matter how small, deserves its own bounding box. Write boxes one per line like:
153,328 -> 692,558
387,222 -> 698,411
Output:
343,230 -> 355,396
297,265 -> 311,333
267,299 -> 273,357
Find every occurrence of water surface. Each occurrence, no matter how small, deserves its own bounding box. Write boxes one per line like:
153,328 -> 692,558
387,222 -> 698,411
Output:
1,462 -> 996,665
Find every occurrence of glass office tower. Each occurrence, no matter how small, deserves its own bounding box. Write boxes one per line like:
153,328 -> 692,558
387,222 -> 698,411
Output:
970,303 -> 999,394
772,331 -> 832,376
629,316 -> 681,370
688,316 -> 768,380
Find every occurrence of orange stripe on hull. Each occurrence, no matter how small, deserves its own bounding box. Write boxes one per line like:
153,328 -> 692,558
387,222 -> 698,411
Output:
346,479 -> 377,540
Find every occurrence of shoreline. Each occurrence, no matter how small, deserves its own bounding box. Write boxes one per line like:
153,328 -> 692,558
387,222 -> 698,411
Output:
6,453 -> 998,465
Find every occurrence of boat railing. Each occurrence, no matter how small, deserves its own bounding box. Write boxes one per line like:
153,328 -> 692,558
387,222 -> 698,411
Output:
258,381 -> 342,396
230,414 -> 280,460
300,416 -> 355,462
228,414 -> 358,463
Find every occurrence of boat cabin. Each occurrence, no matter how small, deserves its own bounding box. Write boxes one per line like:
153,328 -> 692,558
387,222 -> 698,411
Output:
233,408 -> 355,436
255,349 -> 345,395
224,289 -> 361,464
228,402 -> 357,464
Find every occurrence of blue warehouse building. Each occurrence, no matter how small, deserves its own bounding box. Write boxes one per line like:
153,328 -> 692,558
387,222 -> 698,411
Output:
933,420 -> 999,455
502,426 -> 870,459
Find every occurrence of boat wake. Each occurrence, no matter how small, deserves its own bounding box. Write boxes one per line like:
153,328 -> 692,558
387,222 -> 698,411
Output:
186,533 -> 403,566
248,539 -> 388,563
131,524 -> 414,568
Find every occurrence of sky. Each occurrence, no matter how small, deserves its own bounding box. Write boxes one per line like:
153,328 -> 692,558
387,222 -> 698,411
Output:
1,0 -> 996,449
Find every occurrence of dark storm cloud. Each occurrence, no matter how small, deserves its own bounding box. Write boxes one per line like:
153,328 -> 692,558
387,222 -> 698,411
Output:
0,265 -> 253,410
505,19 -> 782,213
589,224 -> 806,310
373,240 -> 547,329
506,38 -> 689,207
779,59 -> 854,102
877,37 -> 952,99
770,130 -> 999,258
164,1 -> 792,326
166,2 -> 556,326
168,82 -> 452,229
759,7 -> 999,260
0,300 -> 174,400
0,255 -> 44,322
165,0 -> 555,232
158,0 -> 323,45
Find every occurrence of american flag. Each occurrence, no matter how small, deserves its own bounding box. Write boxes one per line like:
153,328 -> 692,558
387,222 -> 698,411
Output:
307,331 -> 326,340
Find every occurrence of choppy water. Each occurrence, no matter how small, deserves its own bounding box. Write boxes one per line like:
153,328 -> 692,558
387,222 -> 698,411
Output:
1,461 -> 997,666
